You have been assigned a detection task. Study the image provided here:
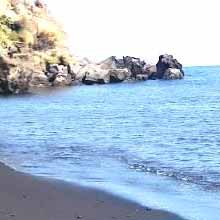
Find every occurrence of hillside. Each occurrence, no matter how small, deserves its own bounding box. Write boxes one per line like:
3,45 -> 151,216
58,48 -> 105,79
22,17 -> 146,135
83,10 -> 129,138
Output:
0,0 -> 76,94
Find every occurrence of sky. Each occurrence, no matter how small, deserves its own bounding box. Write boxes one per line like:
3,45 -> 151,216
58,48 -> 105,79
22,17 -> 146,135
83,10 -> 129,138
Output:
45,0 -> 220,66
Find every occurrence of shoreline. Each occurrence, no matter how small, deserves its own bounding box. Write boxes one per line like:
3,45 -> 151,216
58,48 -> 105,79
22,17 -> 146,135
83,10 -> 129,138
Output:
0,161 -> 186,220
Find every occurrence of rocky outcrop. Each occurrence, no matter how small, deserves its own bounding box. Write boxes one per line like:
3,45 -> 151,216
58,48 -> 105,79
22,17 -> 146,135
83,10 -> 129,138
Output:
122,56 -> 146,78
30,63 -> 76,87
1,53 -> 185,94
155,54 -> 184,80
0,56 -> 76,94
0,56 -> 32,94
30,70 -> 49,87
0,0 -> 76,94
45,63 -> 74,86
163,68 -> 184,80
79,64 -> 109,85
78,54 -> 184,85
78,63 -> 130,85
108,68 -> 130,83
99,56 -> 151,80
40,54 -> 184,87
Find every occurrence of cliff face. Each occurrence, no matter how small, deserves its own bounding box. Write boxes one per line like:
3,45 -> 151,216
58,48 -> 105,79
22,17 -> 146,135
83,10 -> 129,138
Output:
0,0 -> 75,94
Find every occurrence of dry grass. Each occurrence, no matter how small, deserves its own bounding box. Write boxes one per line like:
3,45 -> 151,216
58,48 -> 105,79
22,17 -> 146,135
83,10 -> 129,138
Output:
18,29 -> 34,46
35,16 -> 65,47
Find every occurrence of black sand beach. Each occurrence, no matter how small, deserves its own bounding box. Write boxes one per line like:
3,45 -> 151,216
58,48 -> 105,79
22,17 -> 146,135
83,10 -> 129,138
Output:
0,162 -> 186,220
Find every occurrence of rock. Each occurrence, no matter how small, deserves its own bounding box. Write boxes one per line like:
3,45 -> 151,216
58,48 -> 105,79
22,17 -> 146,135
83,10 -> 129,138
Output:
156,54 -> 184,79
82,73 -> 105,85
44,64 -> 74,87
0,56 -> 11,94
98,56 -> 120,69
144,65 -> 158,80
78,62 -> 132,85
99,56 -> 149,81
108,68 -> 130,83
30,71 -> 49,87
53,65 -> 73,86
1,52 -> 185,93
122,56 -> 146,78
163,68 -> 184,80
73,61 -> 131,85
0,56 -> 32,94
45,63 -> 59,83
80,64 -> 109,85
19,62 -> 76,89
135,74 -> 149,81
70,64 -> 85,83
67,64 -> 76,81
7,46 -> 20,58
8,68 -> 33,94
141,64 -> 156,80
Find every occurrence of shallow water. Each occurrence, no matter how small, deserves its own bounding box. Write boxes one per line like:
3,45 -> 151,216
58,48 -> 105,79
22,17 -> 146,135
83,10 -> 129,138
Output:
1,66 -> 220,220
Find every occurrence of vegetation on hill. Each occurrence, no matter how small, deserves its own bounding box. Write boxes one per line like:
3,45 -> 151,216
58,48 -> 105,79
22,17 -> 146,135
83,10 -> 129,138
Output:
0,0 -> 69,56
0,0 -> 76,94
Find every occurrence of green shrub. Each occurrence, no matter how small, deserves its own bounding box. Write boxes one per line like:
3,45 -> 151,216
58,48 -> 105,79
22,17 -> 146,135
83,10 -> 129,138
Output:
0,15 -> 19,48
44,51 -> 60,64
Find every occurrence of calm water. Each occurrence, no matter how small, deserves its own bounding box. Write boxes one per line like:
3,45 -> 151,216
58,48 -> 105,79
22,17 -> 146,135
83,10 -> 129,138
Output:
1,66 -> 220,220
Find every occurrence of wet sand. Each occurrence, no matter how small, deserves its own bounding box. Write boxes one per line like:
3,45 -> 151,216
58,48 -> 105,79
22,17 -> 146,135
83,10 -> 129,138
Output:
0,162 -> 186,220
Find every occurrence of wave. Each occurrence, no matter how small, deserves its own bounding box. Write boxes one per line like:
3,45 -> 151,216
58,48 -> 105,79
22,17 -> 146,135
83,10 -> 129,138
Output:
128,161 -> 220,191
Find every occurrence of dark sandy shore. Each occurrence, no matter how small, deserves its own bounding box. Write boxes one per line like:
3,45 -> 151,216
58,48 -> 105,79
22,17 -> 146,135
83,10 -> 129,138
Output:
0,162 -> 186,220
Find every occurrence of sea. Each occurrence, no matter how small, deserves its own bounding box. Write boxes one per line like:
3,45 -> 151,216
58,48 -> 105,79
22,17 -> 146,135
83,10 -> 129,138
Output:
0,66 -> 220,220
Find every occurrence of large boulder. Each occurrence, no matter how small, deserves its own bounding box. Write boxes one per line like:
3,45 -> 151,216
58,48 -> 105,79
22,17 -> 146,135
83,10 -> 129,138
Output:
79,64 -> 109,85
156,54 -> 184,80
163,68 -> 184,80
99,56 -> 149,81
70,63 -> 85,83
108,68 -> 130,83
98,56 -> 130,70
44,64 -> 74,87
30,71 -> 50,87
122,56 -> 146,78
73,62 -> 130,85
53,65 -> 73,87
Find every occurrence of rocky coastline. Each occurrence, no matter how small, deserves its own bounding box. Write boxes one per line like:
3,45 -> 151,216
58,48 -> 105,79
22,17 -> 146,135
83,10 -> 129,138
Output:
0,0 -> 184,95
0,53 -> 184,95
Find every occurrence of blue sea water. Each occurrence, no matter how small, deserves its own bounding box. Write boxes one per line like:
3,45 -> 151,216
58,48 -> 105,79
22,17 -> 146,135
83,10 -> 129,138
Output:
1,66 -> 220,220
